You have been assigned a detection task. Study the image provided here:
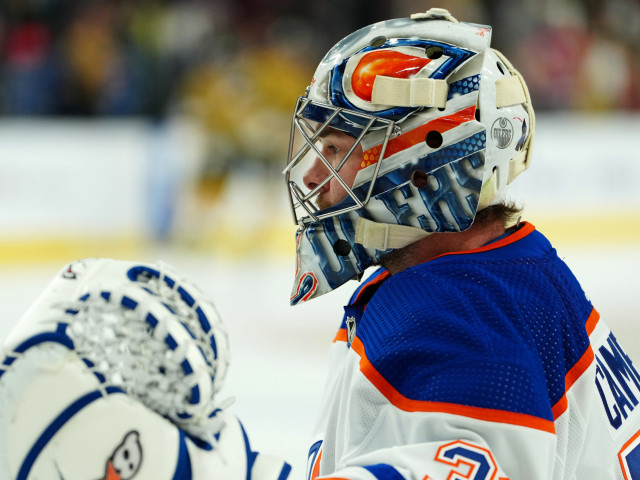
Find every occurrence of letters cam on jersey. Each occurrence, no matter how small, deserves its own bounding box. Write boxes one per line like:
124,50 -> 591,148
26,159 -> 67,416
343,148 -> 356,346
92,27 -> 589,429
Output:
306,222 -> 640,480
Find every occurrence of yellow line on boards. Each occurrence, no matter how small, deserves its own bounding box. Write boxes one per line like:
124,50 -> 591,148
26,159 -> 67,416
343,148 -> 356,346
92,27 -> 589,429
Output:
0,214 -> 637,266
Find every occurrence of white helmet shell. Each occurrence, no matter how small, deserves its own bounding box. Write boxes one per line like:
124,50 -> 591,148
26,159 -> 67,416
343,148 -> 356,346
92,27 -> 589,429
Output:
284,8 -> 534,305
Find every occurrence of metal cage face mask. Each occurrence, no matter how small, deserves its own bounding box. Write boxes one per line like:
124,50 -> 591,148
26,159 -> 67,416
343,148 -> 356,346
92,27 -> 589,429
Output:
284,96 -> 396,227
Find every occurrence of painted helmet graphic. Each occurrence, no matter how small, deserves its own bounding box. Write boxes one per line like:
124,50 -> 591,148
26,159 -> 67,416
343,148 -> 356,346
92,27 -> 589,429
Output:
284,8 -> 535,305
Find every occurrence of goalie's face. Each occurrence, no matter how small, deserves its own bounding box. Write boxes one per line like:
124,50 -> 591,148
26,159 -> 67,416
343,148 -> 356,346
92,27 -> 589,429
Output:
284,96 -> 394,226
302,128 -> 363,211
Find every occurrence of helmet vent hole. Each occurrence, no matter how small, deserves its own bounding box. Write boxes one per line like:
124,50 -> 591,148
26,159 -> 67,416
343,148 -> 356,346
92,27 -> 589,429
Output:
369,36 -> 387,47
411,170 -> 429,189
496,61 -> 506,75
475,109 -> 481,121
425,46 -> 443,59
425,130 -> 443,149
333,240 -> 351,256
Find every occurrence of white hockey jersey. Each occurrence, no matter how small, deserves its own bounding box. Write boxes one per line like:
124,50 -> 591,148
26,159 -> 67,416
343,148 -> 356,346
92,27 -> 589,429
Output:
306,223 -> 640,479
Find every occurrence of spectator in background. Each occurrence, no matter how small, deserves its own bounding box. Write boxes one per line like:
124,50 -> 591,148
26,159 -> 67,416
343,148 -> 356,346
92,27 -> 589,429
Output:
2,14 -> 60,114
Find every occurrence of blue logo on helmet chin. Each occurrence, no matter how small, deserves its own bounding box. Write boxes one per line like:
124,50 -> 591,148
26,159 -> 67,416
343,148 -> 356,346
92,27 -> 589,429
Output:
305,212 -> 383,292
290,272 -> 318,305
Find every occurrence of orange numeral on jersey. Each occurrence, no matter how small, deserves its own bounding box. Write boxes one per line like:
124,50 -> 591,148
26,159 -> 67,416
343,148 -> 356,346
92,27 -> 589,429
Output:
434,440 -> 506,480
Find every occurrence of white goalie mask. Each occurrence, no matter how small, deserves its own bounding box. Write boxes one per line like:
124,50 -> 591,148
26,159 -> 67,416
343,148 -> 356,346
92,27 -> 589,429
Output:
284,8 -> 535,305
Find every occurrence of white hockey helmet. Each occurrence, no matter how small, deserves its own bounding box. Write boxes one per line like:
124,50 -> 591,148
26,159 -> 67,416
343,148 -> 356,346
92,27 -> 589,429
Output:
284,8 -> 535,305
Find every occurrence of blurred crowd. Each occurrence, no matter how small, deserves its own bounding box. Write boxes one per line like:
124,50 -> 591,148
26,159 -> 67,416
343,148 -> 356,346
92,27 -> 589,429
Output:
1,0 -> 638,116
0,0 -> 638,176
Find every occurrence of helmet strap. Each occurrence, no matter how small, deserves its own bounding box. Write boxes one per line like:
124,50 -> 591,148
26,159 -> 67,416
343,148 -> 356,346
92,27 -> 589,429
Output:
478,168 -> 499,210
492,48 -> 536,180
355,217 -> 432,250
372,76 -> 449,108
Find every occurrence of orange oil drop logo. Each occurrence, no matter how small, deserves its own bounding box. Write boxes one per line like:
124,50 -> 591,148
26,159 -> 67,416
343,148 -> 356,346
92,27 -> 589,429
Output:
352,51 -> 431,102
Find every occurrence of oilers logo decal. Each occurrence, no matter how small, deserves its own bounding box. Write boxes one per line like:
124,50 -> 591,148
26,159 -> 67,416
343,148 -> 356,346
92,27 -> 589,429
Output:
491,117 -> 513,149
100,431 -> 143,480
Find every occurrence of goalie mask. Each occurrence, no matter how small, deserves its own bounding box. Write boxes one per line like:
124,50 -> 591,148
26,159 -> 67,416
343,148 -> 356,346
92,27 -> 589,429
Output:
284,8 -> 535,305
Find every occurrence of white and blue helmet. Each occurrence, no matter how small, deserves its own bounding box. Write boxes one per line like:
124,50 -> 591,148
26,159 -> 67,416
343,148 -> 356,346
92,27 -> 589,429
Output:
284,8 -> 535,305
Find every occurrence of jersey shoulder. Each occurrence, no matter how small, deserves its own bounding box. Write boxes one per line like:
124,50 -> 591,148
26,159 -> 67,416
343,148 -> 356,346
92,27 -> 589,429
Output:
351,224 -> 593,418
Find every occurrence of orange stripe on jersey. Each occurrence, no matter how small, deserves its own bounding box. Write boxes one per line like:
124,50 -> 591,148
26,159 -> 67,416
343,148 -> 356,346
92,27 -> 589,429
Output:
311,448 -> 322,480
333,329 -> 348,343
433,222 -> 536,261
585,308 -> 600,336
360,106 -> 477,169
552,308 -> 600,419
353,270 -> 391,305
350,336 -> 556,433
619,428 -> 640,480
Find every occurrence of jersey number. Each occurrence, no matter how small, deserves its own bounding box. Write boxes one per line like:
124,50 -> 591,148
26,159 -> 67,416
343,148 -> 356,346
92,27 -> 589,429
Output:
307,441 -> 322,480
433,440 -> 502,480
620,430 -> 640,479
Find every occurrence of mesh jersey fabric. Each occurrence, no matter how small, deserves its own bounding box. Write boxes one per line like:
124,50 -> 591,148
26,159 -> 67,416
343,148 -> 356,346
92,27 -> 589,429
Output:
313,222 -> 640,479
341,222 -> 593,422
